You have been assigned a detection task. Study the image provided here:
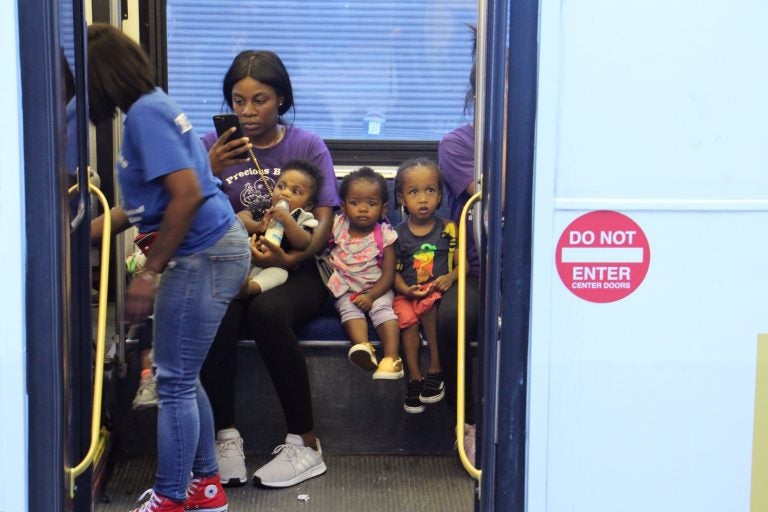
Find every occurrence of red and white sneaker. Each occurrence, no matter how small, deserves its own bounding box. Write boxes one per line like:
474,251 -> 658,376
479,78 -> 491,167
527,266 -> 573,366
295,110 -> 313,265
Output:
129,489 -> 184,512
184,474 -> 228,511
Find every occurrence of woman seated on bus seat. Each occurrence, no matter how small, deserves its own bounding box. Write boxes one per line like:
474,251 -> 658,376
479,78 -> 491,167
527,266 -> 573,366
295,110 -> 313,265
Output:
199,49 -> 340,489
436,38 -> 482,467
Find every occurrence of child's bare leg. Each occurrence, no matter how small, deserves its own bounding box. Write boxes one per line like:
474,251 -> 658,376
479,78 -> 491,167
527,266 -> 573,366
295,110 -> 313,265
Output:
139,348 -> 153,372
421,307 -> 442,373
246,279 -> 262,296
132,347 -> 157,410
418,307 -> 445,404
375,319 -> 400,359
402,324 -> 423,381
344,318 -> 377,371
371,318 -> 404,380
343,318 -> 370,346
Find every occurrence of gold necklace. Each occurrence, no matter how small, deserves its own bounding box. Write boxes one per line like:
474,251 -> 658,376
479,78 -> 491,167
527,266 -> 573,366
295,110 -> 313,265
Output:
250,125 -> 285,150
246,149 -> 273,195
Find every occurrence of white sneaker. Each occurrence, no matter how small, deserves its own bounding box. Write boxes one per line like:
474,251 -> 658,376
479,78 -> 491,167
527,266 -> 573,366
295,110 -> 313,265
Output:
216,428 -> 247,487
132,376 -> 158,411
252,434 -> 327,488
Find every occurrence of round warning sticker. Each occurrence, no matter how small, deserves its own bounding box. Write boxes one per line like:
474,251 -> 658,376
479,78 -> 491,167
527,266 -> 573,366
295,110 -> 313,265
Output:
556,210 -> 650,303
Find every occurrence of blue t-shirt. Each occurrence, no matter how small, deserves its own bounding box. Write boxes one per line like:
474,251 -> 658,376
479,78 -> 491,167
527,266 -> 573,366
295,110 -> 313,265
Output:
119,88 -> 234,255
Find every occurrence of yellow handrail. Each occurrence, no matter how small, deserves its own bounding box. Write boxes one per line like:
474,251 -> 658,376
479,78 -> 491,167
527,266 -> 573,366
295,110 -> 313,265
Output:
65,182 -> 111,497
456,191 -> 482,481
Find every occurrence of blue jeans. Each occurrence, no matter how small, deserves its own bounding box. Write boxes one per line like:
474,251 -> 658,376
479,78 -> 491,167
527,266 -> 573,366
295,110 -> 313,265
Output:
152,220 -> 249,501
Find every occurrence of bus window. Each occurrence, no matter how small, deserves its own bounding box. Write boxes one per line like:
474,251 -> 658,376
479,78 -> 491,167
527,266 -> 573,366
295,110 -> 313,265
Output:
166,0 -> 476,146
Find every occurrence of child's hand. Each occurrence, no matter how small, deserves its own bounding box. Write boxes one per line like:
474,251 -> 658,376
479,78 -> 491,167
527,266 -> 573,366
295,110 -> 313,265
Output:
254,215 -> 269,235
432,274 -> 455,293
405,283 -> 432,299
249,234 -> 263,257
350,292 -> 373,312
268,204 -> 292,224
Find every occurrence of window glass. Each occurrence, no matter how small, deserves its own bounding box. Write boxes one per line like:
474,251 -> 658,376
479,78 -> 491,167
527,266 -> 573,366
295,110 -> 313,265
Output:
166,0 -> 476,142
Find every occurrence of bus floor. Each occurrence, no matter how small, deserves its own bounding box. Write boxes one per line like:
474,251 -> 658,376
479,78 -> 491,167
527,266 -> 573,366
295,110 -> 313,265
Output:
95,303 -> 477,510
96,452 -> 474,511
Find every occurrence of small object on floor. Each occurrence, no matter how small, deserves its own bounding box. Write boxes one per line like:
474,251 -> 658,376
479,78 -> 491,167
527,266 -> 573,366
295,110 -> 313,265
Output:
297,494 -> 310,502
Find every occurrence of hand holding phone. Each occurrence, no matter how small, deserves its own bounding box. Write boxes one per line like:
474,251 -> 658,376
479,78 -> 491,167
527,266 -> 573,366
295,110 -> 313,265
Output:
213,114 -> 249,160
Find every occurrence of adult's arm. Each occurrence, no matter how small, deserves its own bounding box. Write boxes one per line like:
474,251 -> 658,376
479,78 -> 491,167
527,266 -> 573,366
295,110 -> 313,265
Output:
141,169 -> 203,273
438,127 -> 475,197
90,206 -> 131,240
124,169 -> 204,325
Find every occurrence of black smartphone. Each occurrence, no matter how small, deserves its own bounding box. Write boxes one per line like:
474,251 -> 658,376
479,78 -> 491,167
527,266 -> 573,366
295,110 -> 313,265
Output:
212,114 -> 248,159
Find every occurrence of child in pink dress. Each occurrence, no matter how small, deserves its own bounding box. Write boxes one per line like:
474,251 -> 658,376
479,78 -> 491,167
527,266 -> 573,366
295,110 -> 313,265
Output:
325,167 -> 403,380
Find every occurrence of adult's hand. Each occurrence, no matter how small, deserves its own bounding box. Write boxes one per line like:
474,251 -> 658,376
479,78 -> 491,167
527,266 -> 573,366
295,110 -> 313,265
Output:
125,270 -> 157,327
251,236 -> 295,268
208,127 -> 251,175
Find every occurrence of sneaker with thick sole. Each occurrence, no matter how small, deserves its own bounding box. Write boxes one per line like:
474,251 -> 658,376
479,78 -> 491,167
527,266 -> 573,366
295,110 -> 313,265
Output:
252,434 -> 327,488
348,342 -> 377,371
419,371 -> 445,403
132,376 -> 158,410
184,474 -> 228,512
129,489 -> 184,512
372,356 -> 404,380
215,429 -> 247,487
403,379 -> 425,413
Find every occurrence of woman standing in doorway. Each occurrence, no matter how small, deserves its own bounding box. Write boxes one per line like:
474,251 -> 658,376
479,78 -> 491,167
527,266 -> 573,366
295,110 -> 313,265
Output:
88,24 -> 250,511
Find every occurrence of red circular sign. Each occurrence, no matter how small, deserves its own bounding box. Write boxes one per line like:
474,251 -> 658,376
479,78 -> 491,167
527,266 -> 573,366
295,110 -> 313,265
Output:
556,211 -> 650,303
